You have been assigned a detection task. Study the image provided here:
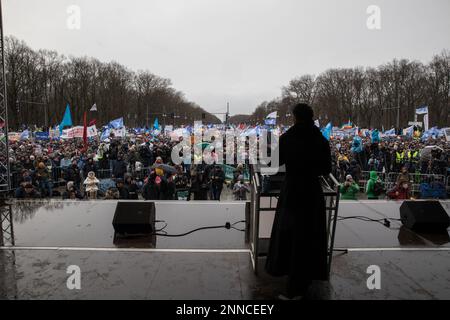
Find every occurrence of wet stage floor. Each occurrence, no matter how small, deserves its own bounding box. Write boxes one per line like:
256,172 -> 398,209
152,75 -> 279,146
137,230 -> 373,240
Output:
0,200 -> 449,299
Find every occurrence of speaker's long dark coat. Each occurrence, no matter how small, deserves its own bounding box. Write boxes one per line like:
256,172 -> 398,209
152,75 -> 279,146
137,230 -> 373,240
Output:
265,123 -> 332,281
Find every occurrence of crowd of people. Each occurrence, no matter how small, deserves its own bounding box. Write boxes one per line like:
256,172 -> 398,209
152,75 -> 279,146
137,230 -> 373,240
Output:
7,132 -> 251,201
4,126 -> 449,202
332,136 -> 449,200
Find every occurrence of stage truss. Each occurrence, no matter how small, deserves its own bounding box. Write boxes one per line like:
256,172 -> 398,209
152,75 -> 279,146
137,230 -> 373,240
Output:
0,1 -> 9,193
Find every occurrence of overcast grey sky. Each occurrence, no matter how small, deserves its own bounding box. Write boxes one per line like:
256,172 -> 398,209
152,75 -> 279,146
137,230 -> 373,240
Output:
4,0 -> 450,115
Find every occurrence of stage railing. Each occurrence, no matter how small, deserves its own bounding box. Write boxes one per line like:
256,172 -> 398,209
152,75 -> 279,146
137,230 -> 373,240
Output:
249,166 -> 340,279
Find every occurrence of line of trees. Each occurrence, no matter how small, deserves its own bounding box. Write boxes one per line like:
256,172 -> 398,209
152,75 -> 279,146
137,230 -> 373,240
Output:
244,51 -> 450,129
5,36 -> 220,130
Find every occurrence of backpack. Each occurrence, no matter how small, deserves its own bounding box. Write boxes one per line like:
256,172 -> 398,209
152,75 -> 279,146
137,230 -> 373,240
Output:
373,181 -> 384,196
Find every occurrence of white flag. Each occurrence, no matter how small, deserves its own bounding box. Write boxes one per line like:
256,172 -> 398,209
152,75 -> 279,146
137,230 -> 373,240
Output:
266,111 -> 278,119
415,106 -> 428,115
90,103 -> 97,112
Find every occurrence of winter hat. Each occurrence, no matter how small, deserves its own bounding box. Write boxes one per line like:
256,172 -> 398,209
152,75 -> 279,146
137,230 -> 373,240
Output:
67,181 -> 74,190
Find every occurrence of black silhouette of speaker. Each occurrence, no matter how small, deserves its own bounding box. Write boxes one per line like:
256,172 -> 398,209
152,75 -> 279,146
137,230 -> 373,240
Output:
400,201 -> 449,232
113,202 -> 155,234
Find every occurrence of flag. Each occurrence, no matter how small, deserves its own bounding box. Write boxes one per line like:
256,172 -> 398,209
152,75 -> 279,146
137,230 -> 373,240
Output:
108,117 -> 124,129
82,111 -> 88,152
384,128 -> 396,136
59,104 -> 73,134
423,113 -> 429,131
416,106 -> 428,115
90,103 -> 97,112
266,111 -> 277,119
403,126 -> 414,137
20,130 -> 30,140
100,128 -> 111,141
153,117 -> 159,130
342,119 -> 353,129
321,122 -> 332,141
351,136 -> 363,153
265,118 -> 276,126
371,129 -> 380,143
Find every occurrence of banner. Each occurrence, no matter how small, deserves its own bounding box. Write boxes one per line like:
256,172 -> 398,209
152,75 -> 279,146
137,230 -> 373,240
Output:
49,127 -> 60,139
61,125 -> 98,139
35,132 -> 50,140
7,132 -> 21,142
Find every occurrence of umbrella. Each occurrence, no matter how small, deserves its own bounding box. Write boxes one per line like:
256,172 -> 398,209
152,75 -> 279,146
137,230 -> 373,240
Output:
420,146 -> 444,162
151,163 -> 177,174
196,142 -> 211,150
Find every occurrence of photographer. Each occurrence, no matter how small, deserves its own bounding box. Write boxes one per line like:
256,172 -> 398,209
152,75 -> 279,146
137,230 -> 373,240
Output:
232,175 -> 250,200
339,175 -> 359,200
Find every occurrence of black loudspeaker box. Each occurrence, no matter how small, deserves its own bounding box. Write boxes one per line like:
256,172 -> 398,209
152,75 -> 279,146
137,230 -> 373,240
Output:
113,201 -> 156,234
400,201 -> 449,232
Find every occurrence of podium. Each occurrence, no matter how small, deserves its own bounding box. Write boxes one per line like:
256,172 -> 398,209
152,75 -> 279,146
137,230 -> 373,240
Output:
249,165 -> 340,279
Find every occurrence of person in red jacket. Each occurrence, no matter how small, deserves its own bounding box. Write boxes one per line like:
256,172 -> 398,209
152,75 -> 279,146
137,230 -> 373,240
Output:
387,181 -> 410,200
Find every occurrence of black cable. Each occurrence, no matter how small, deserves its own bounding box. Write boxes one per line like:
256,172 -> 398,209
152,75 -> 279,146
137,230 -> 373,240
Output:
154,225 -> 228,237
337,215 -> 401,228
152,220 -> 246,237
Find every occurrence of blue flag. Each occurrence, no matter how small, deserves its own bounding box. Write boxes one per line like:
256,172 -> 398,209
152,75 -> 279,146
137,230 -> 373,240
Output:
384,128 -> 396,136
100,128 -> 111,141
153,118 -> 159,130
321,122 -> 332,141
108,118 -> 124,129
371,129 -> 380,143
59,104 -> 73,134
351,136 -> 363,153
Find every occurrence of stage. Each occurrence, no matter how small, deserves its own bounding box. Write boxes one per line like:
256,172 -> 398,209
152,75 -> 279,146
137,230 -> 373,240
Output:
0,200 -> 449,299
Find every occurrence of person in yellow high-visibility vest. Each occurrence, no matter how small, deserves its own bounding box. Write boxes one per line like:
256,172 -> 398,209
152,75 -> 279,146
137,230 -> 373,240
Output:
407,148 -> 420,172
394,148 -> 405,172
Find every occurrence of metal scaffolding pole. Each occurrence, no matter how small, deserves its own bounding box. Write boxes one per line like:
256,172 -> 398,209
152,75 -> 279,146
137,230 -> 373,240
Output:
0,0 -> 10,193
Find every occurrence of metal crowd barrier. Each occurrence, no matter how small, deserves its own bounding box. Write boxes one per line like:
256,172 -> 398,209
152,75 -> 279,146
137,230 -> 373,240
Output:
385,172 -> 447,196
357,171 -> 386,191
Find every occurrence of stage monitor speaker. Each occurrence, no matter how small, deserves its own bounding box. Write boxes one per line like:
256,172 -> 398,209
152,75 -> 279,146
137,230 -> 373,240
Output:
400,201 -> 450,232
113,201 -> 155,234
